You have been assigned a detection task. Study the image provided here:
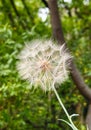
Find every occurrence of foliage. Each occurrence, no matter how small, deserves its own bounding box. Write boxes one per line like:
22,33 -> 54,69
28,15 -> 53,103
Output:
0,0 -> 91,129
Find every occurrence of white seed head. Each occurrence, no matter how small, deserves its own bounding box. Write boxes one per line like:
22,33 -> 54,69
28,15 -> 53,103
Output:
17,40 -> 72,91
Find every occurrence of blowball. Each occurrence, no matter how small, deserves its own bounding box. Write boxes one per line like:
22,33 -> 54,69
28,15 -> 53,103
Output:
17,40 -> 72,91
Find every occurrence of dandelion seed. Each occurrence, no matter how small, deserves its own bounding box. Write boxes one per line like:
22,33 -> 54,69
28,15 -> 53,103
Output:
17,40 -> 72,91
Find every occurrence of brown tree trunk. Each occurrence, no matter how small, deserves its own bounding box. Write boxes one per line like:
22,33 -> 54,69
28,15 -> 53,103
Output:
86,103 -> 91,130
48,0 -> 65,44
47,0 -> 91,128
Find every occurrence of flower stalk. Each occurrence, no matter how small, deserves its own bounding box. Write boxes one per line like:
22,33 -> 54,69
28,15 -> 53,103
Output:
52,82 -> 78,130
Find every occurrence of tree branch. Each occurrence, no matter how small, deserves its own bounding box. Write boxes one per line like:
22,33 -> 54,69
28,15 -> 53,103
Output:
42,0 -> 49,8
21,0 -> 34,21
48,0 -> 91,100
9,0 -> 27,29
1,0 -> 15,27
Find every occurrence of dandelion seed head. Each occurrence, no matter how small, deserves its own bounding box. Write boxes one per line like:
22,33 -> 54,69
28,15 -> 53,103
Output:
17,40 -> 72,91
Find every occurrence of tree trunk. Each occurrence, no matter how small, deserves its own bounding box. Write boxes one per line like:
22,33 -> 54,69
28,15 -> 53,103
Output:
86,103 -> 91,130
48,0 -> 65,44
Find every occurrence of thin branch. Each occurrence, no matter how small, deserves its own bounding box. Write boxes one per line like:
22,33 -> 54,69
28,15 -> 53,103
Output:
1,0 -> 15,27
21,0 -> 34,22
9,0 -> 27,29
42,0 -> 49,8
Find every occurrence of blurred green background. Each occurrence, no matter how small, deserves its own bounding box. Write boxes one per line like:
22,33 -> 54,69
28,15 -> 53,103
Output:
0,0 -> 91,129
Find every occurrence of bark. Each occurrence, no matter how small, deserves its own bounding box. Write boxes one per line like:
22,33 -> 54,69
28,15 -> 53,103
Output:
85,103 -> 91,130
47,0 -> 91,128
71,62 -> 91,100
48,0 -> 65,44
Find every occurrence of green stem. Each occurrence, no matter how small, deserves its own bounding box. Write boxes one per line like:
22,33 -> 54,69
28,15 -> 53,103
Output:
52,82 -> 78,130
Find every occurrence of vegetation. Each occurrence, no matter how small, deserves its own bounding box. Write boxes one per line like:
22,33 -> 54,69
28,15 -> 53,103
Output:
0,0 -> 91,129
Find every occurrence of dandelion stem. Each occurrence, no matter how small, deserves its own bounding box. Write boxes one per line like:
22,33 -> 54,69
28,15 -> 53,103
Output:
52,82 -> 78,130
